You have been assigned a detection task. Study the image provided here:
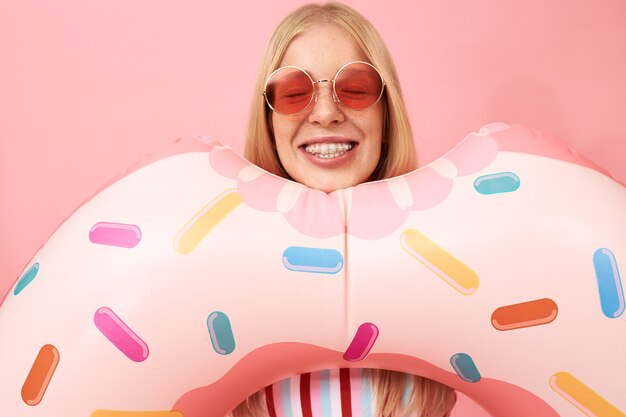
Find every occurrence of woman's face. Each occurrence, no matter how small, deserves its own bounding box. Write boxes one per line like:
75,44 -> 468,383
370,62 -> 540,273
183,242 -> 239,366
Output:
271,24 -> 384,193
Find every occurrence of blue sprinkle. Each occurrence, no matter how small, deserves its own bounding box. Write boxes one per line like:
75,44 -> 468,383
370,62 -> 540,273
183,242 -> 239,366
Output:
282,247 -> 344,274
14,262 -> 40,295
207,311 -> 235,355
474,172 -> 520,194
593,248 -> 624,318
450,353 -> 481,382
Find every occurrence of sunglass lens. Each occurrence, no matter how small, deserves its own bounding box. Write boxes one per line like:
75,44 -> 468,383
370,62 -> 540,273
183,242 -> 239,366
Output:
335,63 -> 384,110
266,68 -> 313,114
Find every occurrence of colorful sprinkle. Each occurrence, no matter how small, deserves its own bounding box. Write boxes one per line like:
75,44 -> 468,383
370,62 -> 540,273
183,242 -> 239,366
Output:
550,372 -> 625,416
14,262 -> 40,295
593,248 -> 624,318
282,247 -> 344,274
473,172 -> 520,194
94,307 -> 149,362
450,353 -> 481,383
91,411 -> 184,417
343,323 -> 379,362
21,344 -> 59,406
491,298 -> 558,331
207,311 -> 235,355
174,189 -> 242,254
400,229 -> 479,295
89,222 -> 141,248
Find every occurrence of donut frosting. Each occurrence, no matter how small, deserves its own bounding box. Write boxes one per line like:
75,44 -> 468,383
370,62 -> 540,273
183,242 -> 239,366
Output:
0,123 -> 624,417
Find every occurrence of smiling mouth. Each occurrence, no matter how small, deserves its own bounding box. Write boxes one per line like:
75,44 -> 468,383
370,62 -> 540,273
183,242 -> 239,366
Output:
303,142 -> 356,159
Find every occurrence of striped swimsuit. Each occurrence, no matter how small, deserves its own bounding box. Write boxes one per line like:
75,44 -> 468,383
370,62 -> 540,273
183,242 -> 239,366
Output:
262,369 -> 417,417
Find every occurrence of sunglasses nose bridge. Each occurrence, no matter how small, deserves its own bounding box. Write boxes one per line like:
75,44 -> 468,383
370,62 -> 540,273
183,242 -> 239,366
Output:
313,79 -> 338,104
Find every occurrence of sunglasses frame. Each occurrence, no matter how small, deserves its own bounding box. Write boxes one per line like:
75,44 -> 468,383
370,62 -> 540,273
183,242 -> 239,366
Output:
262,60 -> 386,116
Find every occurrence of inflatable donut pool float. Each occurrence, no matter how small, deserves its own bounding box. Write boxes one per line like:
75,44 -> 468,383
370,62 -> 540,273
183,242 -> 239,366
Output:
0,123 -> 624,417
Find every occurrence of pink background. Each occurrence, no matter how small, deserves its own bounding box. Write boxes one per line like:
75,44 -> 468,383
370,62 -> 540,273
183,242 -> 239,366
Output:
1,0 -> 625,300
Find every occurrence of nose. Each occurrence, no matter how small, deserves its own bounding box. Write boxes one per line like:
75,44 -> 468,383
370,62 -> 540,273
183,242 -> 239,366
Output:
308,80 -> 343,125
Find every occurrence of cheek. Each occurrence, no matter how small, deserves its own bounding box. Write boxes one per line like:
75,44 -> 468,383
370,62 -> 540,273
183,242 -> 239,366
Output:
271,115 -> 295,150
362,105 -> 384,143
366,107 -> 384,169
376,105 -> 384,137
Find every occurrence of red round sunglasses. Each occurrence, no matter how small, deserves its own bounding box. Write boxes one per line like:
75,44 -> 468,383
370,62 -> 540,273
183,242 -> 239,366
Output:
263,61 -> 386,115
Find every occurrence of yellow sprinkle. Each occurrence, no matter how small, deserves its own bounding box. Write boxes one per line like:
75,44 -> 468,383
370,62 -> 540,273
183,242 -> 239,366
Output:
400,229 -> 479,295
91,411 -> 183,417
175,190 -> 242,254
550,372 -> 625,417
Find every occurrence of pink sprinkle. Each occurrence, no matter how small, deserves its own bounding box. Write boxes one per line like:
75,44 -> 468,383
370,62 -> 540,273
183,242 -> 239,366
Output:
343,323 -> 379,362
89,222 -> 141,248
94,307 -> 149,362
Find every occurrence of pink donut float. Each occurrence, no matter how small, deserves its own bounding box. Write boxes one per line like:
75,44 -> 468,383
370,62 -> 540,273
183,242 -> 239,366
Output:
0,123 -> 624,417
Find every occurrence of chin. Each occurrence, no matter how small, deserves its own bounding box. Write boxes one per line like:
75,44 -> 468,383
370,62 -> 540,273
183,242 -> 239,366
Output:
302,177 -> 356,194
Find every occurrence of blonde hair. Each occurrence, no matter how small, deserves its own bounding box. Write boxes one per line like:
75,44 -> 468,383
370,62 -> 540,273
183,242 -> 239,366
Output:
245,2 -> 418,181
229,369 -> 456,417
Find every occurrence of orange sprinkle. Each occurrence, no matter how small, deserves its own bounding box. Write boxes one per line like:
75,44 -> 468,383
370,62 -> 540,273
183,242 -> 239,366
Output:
21,344 -> 59,406
491,298 -> 558,331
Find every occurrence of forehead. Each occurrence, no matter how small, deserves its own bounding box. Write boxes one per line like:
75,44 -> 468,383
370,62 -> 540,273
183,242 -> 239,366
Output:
279,24 -> 368,77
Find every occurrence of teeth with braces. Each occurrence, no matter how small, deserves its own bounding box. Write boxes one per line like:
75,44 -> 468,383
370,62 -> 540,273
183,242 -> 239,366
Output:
304,143 -> 353,158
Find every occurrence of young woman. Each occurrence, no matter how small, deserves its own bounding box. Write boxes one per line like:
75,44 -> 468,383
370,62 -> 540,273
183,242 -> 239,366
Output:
232,3 -> 456,417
